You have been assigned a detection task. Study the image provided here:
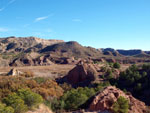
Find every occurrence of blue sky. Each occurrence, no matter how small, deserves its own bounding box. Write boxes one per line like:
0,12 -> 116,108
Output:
0,0 -> 150,50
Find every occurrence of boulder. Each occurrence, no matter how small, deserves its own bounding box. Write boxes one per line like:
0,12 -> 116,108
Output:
89,86 -> 146,113
66,62 -> 98,84
7,68 -> 24,76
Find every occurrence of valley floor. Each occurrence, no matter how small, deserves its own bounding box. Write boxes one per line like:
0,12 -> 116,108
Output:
0,64 -> 75,79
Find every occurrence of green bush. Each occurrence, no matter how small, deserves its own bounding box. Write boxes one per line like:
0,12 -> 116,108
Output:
101,66 -> 107,72
60,87 -> 97,110
2,93 -> 28,113
0,102 -> 14,113
112,96 -> 129,113
62,88 -> 88,110
113,62 -> 120,69
45,82 -> 110,112
44,98 -> 65,112
33,77 -> 47,84
17,89 -> 43,108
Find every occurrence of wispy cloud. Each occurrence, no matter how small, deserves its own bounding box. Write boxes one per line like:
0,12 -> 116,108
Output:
8,0 -> 16,4
34,16 -> 49,22
72,19 -> 82,22
0,0 -> 16,12
0,28 -> 9,32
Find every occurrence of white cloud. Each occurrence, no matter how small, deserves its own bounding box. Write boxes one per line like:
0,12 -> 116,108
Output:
0,28 -> 9,32
34,16 -> 49,22
72,19 -> 82,22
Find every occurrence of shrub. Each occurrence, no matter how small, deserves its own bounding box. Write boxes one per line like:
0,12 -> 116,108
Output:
112,96 -> 129,113
17,89 -> 43,108
101,66 -> 107,72
61,87 -> 97,110
44,98 -> 65,112
113,62 -> 120,69
0,76 -> 63,100
62,89 -> 88,110
2,93 -> 28,113
22,71 -> 34,77
0,102 -> 14,113
60,83 -> 72,92
34,77 -> 47,84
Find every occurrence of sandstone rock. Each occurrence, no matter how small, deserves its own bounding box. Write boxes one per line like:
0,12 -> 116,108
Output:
89,86 -> 146,113
66,62 -> 98,84
7,68 -> 24,76
36,56 -> 54,66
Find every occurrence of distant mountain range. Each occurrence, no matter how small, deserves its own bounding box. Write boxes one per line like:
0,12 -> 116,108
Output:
101,48 -> 150,57
0,36 -> 149,66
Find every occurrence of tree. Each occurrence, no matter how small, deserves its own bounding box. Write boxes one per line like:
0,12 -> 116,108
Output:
62,89 -> 88,110
113,62 -> 121,69
112,96 -> 129,113
2,93 -> 28,113
17,89 -> 43,108
0,102 -> 14,113
134,83 -> 142,92
142,71 -> 147,77
61,87 -> 97,110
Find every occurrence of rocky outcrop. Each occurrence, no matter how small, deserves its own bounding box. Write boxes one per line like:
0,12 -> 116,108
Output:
7,68 -> 24,76
35,56 -> 54,65
66,62 -> 98,85
9,53 -> 54,66
89,86 -> 146,113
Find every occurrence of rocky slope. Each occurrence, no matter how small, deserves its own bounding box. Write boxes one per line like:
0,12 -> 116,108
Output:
89,86 -> 147,113
102,48 -> 150,57
0,36 -> 64,53
0,37 -> 150,67
40,41 -> 102,58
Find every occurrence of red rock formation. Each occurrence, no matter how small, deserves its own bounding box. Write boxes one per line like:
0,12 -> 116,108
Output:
89,86 -> 146,113
66,63 -> 98,84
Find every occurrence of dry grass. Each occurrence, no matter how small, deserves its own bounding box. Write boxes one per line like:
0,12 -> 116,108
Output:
0,64 -> 75,79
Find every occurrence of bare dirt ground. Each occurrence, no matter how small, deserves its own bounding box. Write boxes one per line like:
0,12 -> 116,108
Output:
0,63 -> 136,79
0,64 -> 75,79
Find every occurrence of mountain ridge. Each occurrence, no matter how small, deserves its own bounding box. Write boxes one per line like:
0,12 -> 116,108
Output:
0,36 -> 150,66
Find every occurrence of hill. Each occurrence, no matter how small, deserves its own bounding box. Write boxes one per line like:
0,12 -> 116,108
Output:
0,37 -> 150,66
0,36 -> 64,53
40,41 -> 102,58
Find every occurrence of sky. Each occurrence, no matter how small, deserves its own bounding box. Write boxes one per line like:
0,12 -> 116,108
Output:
0,0 -> 150,50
